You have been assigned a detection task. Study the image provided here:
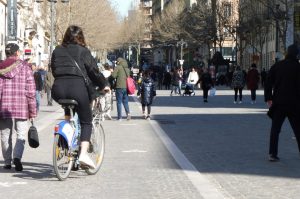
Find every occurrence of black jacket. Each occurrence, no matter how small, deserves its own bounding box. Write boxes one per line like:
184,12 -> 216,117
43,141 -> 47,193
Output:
51,44 -> 105,90
34,71 -> 43,91
138,77 -> 156,105
264,57 -> 300,107
201,72 -> 213,90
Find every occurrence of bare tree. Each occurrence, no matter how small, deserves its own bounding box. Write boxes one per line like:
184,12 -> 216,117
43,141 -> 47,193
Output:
152,0 -> 186,45
256,0 -> 292,52
37,0 -> 121,52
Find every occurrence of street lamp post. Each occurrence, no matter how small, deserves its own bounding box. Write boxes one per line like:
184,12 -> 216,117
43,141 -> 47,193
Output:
35,0 -> 69,62
176,39 -> 187,69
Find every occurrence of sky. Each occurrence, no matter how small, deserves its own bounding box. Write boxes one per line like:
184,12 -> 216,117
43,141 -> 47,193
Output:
108,0 -> 136,18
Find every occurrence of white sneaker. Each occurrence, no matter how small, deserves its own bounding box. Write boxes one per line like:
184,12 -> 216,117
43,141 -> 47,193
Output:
239,101 -> 242,104
78,154 -> 96,169
234,101 -> 237,104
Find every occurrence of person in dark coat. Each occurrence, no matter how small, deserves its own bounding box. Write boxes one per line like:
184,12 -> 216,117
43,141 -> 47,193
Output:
51,25 -> 106,169
200,67 -> 213,103
231,66 -> 245,104
163,70 -> 171,90
137,70 -> 156,120
261,68 -> 267,87
32,64 -> 43,112
264,44 -> 300,162
246,63 -> 260,104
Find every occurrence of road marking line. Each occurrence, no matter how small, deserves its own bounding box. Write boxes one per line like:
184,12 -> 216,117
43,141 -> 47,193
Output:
150,121 -> 228,199
132,96 -> 228,199
0,181 -> 28,187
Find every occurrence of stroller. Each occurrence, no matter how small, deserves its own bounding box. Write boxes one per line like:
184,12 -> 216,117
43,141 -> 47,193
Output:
183,83 -> 195,96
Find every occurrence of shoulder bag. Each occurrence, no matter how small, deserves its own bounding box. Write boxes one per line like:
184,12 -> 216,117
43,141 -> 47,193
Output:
64,50 -> 96,101
122,66 -> 136,95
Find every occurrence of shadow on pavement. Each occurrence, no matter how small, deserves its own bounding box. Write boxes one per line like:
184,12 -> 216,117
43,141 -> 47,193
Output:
154,111 -> 300,179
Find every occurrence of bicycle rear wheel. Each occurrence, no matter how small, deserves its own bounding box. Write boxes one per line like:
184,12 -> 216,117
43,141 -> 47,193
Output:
53,134 -> 73,180
85,118 -> 105,175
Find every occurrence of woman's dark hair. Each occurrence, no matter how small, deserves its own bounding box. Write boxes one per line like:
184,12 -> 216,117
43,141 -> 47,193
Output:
62,25 -> 86,47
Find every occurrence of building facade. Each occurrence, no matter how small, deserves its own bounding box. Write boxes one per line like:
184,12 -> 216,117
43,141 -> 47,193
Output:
0,0 -> 6,60
239,0 -> 295,71
0,0 -> 49,66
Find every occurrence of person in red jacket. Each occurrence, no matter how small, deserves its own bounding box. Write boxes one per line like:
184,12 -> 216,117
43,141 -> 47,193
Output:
246,63 -> 260,104
0,43 -> 37,171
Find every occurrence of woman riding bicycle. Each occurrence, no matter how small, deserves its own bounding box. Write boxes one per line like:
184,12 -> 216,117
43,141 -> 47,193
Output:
51,25 -> 106,169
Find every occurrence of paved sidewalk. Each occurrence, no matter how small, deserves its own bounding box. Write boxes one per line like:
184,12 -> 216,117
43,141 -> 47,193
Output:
0,88 -> 300,199
151,88 -> 300,199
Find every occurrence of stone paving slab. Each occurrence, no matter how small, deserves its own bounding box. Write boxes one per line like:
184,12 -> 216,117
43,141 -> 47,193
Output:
0,92 -> 203,199
1,88 -> 299,199
152,89 -> 300,199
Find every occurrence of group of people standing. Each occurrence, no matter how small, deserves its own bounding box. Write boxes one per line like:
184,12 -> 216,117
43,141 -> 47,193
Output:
161,63 -> 260,104
231,63 -> 260,104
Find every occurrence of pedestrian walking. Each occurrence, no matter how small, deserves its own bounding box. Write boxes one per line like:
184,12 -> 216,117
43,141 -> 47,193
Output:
261,68 -> 267,87
178,68 -> 183,93
186,67 -> 199,94
170,68 -> 181,96
163,70 -> 171,90
0,43 -> 37,171
246,63 -> 260,104
231,66 -> 245,104
137,70 -> 156,120
200,67 -> 213,103
44,66 -> 54,106
99,63 -> 113,120
51,25 -> 106,169
264,44 -> 300,162
32,64 -> 43,112
111,57 -> 131,121
157,68 -> 164,90
170,68 -> 182,96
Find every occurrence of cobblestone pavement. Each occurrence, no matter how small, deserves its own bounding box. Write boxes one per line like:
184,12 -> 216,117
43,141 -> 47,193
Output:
0,88 -> 300,199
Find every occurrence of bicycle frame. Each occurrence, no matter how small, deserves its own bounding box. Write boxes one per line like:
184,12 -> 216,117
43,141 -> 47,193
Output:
54,108 -> 80,152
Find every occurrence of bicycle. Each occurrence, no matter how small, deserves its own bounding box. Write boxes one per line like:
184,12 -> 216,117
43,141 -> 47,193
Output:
91,88 -> 113,121
53,99 -> 105,181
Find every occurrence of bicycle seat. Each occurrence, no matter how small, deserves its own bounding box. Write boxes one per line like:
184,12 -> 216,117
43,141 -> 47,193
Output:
58,99 -> 78,106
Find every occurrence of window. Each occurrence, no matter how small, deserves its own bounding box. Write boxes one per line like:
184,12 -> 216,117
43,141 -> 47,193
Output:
224,3 -> 232,18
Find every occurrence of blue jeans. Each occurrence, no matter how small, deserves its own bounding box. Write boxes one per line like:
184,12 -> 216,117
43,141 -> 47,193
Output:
36,91 -> 41,112
115,88 -> 130,119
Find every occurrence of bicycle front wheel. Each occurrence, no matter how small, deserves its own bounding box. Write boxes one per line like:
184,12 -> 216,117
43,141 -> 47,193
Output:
85,119 -> 105,175
53,134 -> 73,181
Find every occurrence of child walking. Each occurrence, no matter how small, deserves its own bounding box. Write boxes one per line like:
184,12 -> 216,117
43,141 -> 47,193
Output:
137,70 -> 156,120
